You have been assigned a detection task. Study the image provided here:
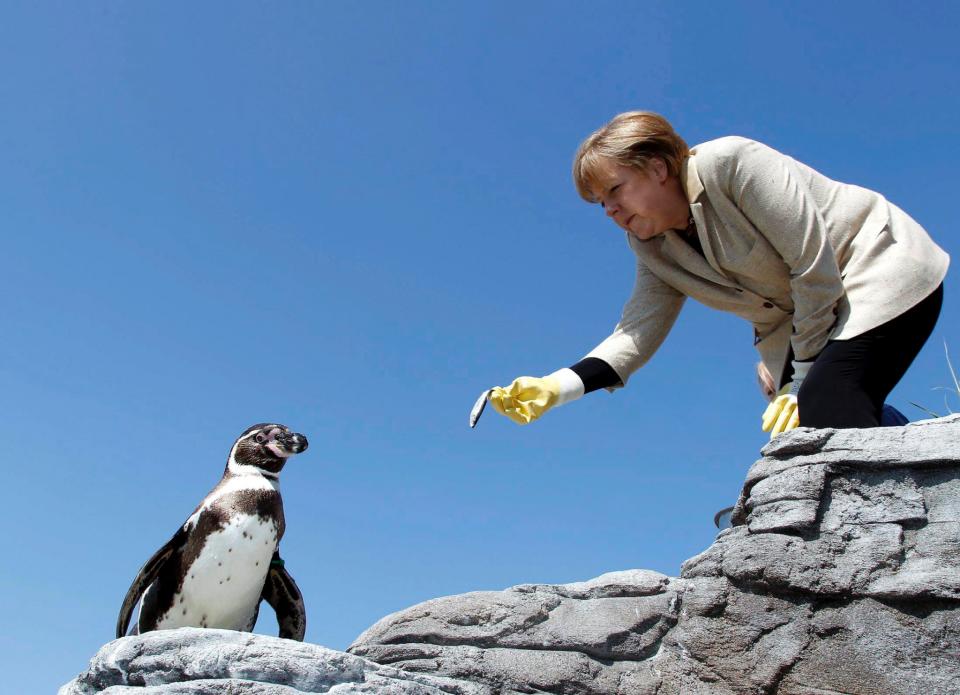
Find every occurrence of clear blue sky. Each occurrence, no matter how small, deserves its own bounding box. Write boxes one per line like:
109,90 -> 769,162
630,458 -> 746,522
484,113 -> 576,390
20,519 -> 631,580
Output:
3,3 -> 957,691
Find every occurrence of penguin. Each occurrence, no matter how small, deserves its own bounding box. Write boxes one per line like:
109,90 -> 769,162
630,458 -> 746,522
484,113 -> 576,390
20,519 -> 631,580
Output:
116,423 -> 309,641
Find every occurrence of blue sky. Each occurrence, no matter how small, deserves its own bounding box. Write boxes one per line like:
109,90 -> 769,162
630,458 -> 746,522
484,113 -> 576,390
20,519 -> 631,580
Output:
2,2 -> 958,691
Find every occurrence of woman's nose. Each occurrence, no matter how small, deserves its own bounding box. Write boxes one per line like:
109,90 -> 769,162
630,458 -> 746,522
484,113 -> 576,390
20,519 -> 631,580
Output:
605,200 -> 619,217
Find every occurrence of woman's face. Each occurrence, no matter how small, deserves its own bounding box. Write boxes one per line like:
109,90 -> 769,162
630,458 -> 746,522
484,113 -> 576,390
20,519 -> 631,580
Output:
592,158 -> 689,241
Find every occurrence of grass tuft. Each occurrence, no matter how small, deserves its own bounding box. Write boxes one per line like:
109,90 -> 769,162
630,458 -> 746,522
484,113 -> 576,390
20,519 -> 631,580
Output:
910,340 -> 959,418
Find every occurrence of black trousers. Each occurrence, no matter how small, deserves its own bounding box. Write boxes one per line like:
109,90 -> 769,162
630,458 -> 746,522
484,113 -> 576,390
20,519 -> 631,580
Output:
796,284 -> 944,428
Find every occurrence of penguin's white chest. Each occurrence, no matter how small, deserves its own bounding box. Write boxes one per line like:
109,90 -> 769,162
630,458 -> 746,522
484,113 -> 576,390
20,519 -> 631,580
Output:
157,514 -> 279,631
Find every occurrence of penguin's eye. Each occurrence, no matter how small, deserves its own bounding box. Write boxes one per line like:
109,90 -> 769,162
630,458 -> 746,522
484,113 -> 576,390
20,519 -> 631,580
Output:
255,434 -> 266,444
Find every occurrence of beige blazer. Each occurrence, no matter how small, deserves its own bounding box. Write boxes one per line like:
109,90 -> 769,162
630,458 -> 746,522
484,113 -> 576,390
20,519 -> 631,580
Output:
586,136 -> 950,387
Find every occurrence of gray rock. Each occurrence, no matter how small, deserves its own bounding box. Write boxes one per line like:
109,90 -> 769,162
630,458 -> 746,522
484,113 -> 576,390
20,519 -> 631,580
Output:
59,628 -> 483,695
778,597 -> 960,695
64,415 -> 960,694
349,570 -> 681,694
353,415 -> 960,694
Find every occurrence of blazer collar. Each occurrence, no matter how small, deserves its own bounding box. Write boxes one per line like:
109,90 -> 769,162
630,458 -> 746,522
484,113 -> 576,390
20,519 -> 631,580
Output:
681,152 -> 705,202
679,150 -> 734,281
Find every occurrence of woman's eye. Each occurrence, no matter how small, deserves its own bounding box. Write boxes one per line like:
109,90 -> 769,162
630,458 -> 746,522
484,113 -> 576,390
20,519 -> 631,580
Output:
610,184 -> 621,193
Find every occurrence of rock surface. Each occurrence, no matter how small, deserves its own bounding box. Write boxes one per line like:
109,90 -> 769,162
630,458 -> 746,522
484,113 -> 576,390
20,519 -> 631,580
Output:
58,628 -> 484,694
351,415 -> 960,694
64,415 -> 960,694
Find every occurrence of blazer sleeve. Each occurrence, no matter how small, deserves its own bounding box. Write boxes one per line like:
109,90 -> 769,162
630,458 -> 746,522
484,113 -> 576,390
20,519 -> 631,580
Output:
584,255 -> 685,388
719,140 -> 844,362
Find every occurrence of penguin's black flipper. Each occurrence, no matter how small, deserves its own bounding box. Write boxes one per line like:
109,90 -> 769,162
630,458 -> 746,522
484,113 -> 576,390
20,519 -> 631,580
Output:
116,525 -> 189,639
261,551 -> 306,641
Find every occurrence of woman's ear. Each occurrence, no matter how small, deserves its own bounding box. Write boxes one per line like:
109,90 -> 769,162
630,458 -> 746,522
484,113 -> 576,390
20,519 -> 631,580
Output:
649,157 -> 669,184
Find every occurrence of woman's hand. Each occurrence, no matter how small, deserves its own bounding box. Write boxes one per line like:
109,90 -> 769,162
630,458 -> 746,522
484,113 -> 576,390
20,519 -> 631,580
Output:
762,383 -> 800,436
471,369 -> 585,427
488,376 -> 562,425
761,361 -> 812,437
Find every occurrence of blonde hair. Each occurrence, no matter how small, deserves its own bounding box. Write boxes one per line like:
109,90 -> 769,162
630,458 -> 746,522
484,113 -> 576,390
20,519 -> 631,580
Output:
573,111 -> 689,202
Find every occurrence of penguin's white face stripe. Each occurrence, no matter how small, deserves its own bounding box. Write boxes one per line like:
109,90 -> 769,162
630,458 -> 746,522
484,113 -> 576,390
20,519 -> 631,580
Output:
226,437 -> 254,478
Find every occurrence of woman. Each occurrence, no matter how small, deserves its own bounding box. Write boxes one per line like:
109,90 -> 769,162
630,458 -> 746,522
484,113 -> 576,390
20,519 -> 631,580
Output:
475,112 -> 948,435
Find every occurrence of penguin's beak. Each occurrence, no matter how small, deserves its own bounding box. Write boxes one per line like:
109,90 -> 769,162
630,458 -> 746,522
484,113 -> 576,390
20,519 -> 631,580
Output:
277,431 -> 308,455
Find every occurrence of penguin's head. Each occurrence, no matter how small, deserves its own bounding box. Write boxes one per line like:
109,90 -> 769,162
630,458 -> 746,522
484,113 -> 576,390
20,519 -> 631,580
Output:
227,423 -> 309,478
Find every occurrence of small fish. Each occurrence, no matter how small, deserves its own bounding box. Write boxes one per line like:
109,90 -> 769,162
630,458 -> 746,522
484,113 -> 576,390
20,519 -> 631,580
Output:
469,389 -> 493,428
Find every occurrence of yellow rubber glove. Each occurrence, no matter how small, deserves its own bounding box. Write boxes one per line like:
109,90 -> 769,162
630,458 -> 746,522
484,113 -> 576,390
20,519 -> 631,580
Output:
489,376 -> 561,425
761,384 -> 800,437
761,361 -> 811,438
484,369 -> 584,426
